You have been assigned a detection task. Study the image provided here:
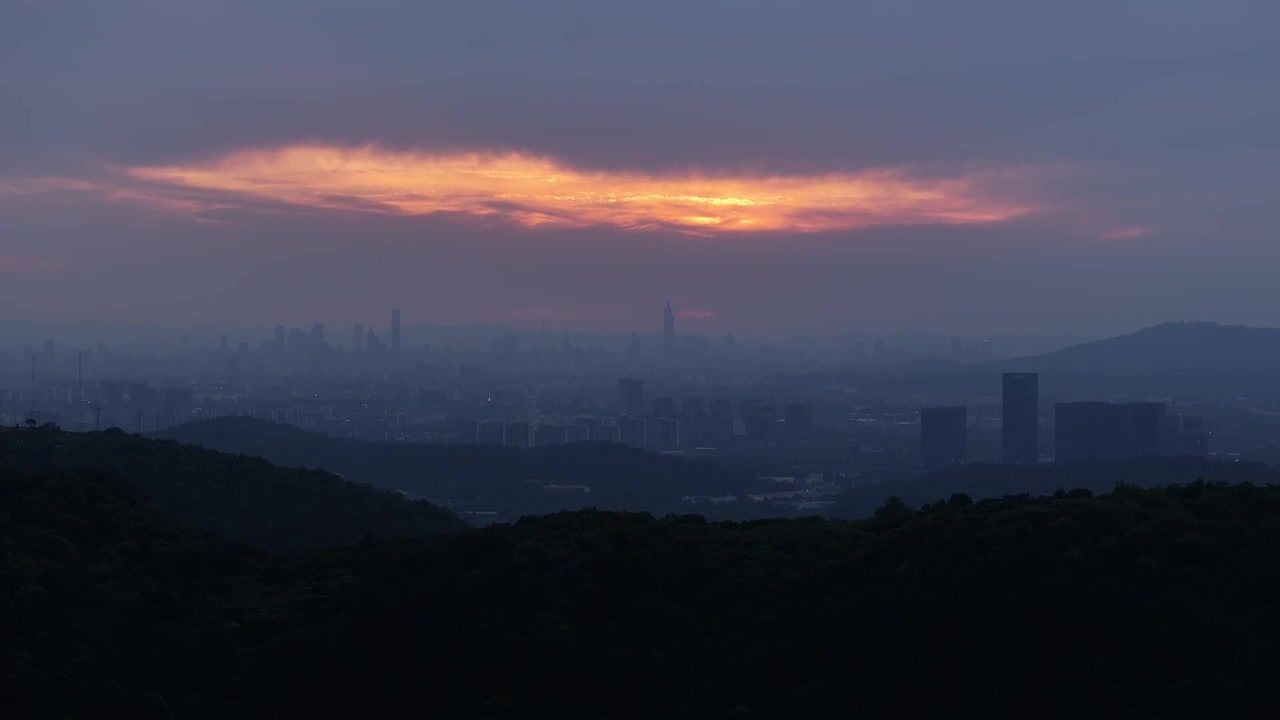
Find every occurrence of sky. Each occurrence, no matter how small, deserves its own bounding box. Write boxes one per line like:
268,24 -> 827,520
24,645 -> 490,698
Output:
2,0 -> 1278,337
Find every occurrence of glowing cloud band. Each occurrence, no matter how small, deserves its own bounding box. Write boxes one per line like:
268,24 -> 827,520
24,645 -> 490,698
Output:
126,145 -> 1039,234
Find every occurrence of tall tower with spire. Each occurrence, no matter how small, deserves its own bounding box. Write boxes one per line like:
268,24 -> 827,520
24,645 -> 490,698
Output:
663,300 -> 676,352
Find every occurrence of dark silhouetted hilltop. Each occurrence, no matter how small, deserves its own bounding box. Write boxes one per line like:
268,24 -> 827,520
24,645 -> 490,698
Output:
0,464 -> 266,719
0,425 -> 466,548
6,462 -> 1280,718
835,455 -> 1279,518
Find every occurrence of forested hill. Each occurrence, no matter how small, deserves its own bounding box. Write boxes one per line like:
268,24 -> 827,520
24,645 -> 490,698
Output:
5,462 -> 1280,718
155,417 -> 756,516
836,455 -> 1280,518
1,465 -> 267,719
0,426 -> 466,548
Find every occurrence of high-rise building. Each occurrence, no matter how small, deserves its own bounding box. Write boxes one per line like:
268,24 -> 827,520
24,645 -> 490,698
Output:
351,325 -> 364,352
618,416 -> 647,447
565,423 -> 591,443
533,424 -> 568,447
476,421 -> 505,446
743,403 -> 778,440
681,396 -> 706,419
504,422 -> 531,449
617,378 -> 645,415
274,325 -> 286,350
1126,401 -> 1165,457
663,301 -> 676,352
391,309 -> 402,353
1002,372 -> 1039,464
921,406 -> 968,469
1165,413 -> 1209,455
709,398 -> 732,418
653,397 -> 677,418
590,424 -> 619,443
1055,401 -> 1124,462
785,403 -> 815,435
1055,401 -> 1166,462
645,417 -> 680,451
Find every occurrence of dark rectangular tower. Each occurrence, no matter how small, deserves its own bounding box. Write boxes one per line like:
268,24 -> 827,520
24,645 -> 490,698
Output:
617,377 -> 645,416
921,406 -> 968,470
1002,372 -> 1039,464
1055,401 -> 1125,462
663,301 -> 676,352
1055,400 -> 1166,462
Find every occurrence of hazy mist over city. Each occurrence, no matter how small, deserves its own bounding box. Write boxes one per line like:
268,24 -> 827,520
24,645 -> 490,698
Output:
5,2 -> 1280,718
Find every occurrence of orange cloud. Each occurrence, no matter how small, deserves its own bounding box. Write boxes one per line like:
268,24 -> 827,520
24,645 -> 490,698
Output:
1099,225 -> 1153,241
127,144 -> 1040,234
0,175 -> 228,218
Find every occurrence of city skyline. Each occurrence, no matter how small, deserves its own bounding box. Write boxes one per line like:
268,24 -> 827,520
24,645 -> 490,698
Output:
0,302 -> 1094,361
5,5 -> 1277,714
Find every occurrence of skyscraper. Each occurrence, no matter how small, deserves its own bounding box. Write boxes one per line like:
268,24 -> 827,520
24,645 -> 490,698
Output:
663,300 -> 675,352
351,324 -> 364,352
391,309 -> 402,353
1002,372 -> 1039,464
1125,401 -> 1165,458
785,403 -> 815,435
1055,400 -> 1166,462
617,377 -> 645,416
1055,401 -> 1125,462
921,406 -> 968,469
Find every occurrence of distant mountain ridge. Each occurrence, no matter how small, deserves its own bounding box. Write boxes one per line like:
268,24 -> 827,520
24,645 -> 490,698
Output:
154,417 -> 759,519
1004,321 -> 1280,374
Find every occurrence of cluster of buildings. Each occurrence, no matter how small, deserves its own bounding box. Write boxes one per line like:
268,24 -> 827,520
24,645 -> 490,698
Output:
920,373 -> 1210,469
463,378 -> 817,452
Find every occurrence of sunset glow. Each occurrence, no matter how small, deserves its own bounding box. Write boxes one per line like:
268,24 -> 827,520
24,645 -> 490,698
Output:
1099,225 -> 1153,241
128,145 -> 1039,233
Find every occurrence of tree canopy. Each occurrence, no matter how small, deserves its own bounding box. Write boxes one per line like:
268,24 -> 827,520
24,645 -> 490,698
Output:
0,426 -> 466,549
4,452 -> 1279,718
